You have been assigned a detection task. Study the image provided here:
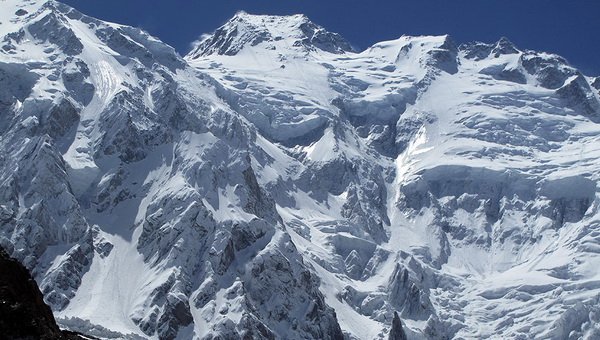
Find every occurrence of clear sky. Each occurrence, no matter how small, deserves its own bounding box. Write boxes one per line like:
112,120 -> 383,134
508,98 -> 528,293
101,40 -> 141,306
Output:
61,0 -> 600,76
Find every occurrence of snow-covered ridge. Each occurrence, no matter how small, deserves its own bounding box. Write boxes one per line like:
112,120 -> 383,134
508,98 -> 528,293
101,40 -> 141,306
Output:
187,11 -> 355,58
1,1 -> 600,339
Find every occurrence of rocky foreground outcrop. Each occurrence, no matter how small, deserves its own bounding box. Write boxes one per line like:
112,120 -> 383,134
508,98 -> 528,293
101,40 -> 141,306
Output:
0,247 -> 86,340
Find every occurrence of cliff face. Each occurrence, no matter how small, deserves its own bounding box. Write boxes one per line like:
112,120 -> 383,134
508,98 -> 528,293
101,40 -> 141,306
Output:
0,247 -> 83,340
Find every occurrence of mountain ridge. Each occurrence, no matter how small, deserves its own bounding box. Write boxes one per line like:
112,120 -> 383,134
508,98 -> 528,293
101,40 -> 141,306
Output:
187,11 -> 356,59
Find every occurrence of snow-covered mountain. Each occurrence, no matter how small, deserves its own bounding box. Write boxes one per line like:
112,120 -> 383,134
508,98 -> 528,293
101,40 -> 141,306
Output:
1,1 -> 600,339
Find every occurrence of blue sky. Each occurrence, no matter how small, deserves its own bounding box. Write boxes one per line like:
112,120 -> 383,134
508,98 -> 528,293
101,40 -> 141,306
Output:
62,0 -> 600,76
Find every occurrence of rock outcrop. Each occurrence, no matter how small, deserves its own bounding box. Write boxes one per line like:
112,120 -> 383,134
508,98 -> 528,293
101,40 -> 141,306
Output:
0,247 -> 84,340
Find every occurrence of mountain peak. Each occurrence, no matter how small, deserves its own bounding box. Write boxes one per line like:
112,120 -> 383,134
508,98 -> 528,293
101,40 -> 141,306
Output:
492,36 -> 519,56
186,12 -> 355,59
232,10 -> 308,22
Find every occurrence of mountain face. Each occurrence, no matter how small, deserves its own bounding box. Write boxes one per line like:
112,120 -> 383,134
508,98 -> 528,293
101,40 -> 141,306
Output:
1,1 -> 599,339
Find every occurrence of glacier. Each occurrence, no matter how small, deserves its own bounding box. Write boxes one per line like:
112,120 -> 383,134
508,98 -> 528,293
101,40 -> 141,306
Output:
1,1 -> 600,339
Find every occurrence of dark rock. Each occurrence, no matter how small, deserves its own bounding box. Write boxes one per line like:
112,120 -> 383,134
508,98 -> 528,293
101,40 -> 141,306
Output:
520,53 -> 576,89
556,75 -> 600,118
41,242 -> 93,311
298,20 -> 355,54
0,247 -> 85,339
592,77 -> 600,91
479,63 -> 527,84
61,59 -> 94,106
388,263 -> 432,320
242,166 -> 277,220
219,238 -> 236,274
238,313 -> 276,340
426,35 -> 459,74
27,12 -> 83,55
389,312 -> 408,340
43,98 -> 80,139
244,239 -> 345,340
460,41 -> 493,61
0,61 -> 39,108
193,22 -> 259,56
491,37 -> 519,57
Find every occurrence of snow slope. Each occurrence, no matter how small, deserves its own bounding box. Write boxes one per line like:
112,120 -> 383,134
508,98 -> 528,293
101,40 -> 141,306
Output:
1,2 -> 600,339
